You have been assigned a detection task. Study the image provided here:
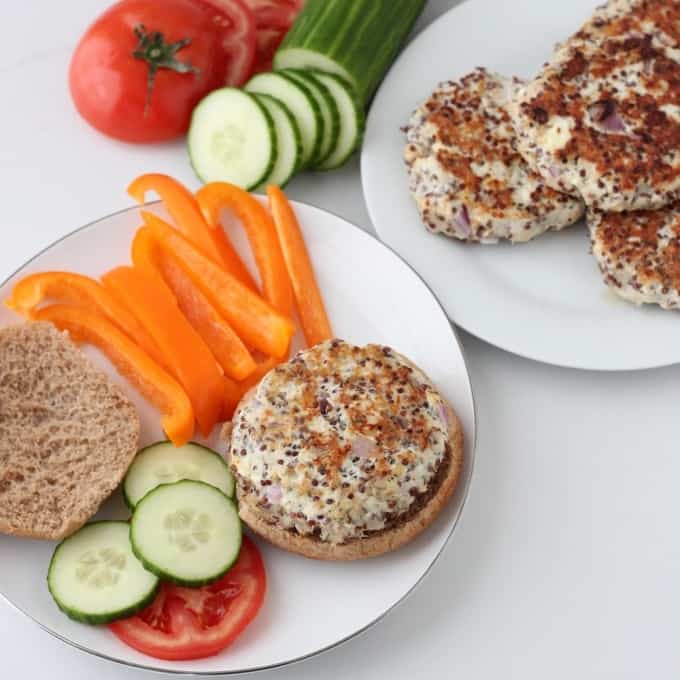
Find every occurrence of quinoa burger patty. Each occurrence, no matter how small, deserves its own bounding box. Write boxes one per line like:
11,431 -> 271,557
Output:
403,68 -> 584,243
589,203 -> 680,309
226,340 -> 464,560
510,0 -> 680,212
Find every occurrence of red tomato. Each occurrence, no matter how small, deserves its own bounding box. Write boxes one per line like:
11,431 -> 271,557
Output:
242,0 -> 304,73
252,27 -> 287,74
70,0 -> 256,143
109,537 -> 266,660
243,0 -> 304,29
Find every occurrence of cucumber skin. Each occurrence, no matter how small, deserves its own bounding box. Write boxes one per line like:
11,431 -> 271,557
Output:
253,94 -> 304,186
312,72 -> 366,171
274,0 -> 426,107
123,441 -> 235,510
130,481 -> 243,588
273,71 -> 323,168
47,521 -> 160,625
187,89 -> 277,191
281,69 -> 340,168
245,73 -> 323,170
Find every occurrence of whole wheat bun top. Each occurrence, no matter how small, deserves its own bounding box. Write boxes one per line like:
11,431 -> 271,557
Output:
0,322 -> 140,540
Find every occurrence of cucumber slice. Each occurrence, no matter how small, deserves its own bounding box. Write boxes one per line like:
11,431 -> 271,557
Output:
188,88 -> 277,190
281,70 -> 340,167
310,72 -> 365,170
245,72 -> 322,169
47,521 -> 159,625
130,480 -> 242,587
123,441 -> 235,509
253,94 -> 303,188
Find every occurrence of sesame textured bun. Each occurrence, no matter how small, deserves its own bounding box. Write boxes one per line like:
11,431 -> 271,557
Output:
226,340 -> 464,560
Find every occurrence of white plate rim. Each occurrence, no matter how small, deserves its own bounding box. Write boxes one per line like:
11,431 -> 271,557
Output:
0,199 -> 478,675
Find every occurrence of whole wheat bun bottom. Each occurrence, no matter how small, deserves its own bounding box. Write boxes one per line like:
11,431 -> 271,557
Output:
228,384 -> 464,561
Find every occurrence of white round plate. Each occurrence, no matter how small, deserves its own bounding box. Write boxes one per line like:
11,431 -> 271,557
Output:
361,0 -> 680,371
0,201 -> 475,674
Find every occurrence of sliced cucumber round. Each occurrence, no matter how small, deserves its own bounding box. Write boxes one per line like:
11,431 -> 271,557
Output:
245,72 -> 322,169
130,480 -> 242,587
123,441 -> 235,509
274,48 -> 353,92
47,521 -> 159,625
310,72 -> 365,171
281,69 -> 340,167
188,88 -> 277,190
253,94 -> 303,188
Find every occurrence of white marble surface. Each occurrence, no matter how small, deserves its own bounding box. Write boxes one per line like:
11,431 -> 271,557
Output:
2,1 -> 680,678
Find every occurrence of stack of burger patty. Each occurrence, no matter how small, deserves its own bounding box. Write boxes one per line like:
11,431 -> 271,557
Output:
405,0 -> 680,310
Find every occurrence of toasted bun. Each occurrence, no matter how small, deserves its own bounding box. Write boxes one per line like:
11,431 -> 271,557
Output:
0,322 -> 140,540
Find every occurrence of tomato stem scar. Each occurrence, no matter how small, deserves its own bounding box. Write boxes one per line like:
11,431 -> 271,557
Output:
132,24 -> 200,116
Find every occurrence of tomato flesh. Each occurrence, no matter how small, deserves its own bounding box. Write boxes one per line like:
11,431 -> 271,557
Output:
243,0 -> 304,28
200,0 -> 257,86
69,0 -> 256,143
109,536 -> 266,660
252,27 -> 287,74
242,0 -> 304,73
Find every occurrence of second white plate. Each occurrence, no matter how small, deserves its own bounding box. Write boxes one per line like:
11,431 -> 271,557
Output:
361,0 -> 680,371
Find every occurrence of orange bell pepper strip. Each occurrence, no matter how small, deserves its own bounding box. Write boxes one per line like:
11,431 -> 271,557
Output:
128,174 -> 257,291
131,226 -> 177,298
141,211 -> 296,358
132,225 -> 257,381
101,265 -> 224,437
33,304 -> 194,446
4,271 -> 165,367
222,356 -> 281,420
196,182 -> 294,317
267,186 -> 333,347
222,377 -> 244,421
159,252 -> 257,381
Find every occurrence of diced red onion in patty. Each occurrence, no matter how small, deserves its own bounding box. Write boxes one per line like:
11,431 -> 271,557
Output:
266,484 -> 283,504
351,435 -> 376,458
454,205 -> 471,236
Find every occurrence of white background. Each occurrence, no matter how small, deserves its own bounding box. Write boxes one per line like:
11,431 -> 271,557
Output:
2,1 -> 680,678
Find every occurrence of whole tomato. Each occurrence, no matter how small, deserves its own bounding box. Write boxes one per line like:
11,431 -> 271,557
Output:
69,0 -> 256,143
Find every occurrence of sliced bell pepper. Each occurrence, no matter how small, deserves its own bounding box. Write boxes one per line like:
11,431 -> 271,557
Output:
159,252 -> 257,381
4,271 -> 165,367
222,356 -> 281,420
34,304 -> 194,446
130,226 -> 177,298
196,182 -> 294,316
101,265 -> 224,437
128,174 -> 257,292
132,225 -> 257,380
267,186 -> 333,347
142,211 -> 296,358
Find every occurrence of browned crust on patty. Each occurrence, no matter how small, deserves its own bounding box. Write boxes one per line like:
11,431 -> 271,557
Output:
588,202 -> 680,307
225,390 -> 464,560
512,0 -> 680,211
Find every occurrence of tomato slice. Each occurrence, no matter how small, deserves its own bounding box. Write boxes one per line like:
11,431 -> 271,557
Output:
252,27 -> 287,74
243,0 -> 305,29
200,0 -> 258,85
109,536 -> 266,660
241,0 -> 304,73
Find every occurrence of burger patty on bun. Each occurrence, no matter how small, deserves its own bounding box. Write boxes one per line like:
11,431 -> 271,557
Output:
227,339 -> 464,560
